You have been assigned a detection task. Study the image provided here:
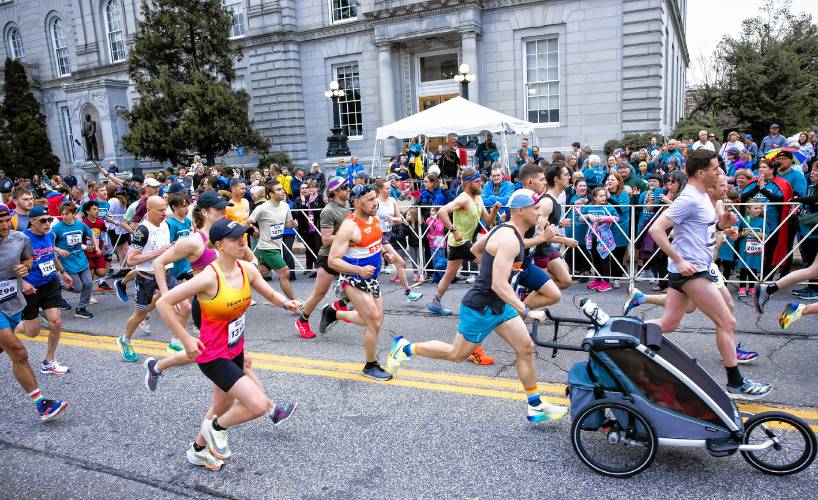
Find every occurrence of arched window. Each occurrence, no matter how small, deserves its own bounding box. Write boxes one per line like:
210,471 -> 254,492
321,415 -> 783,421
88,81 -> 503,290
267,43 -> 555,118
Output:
105,0 -> 126,62
7,28 -> 24,61
51,18 -> 71,76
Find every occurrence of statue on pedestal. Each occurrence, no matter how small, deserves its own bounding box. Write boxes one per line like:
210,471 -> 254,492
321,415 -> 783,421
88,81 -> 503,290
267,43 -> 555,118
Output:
82,114 -> 99,161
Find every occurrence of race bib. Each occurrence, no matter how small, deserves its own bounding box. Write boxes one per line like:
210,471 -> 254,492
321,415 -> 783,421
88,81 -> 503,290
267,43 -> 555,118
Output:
66,233 -> 82,247
270,223 -> 284,239
0,279 -> 18,303
38,260 -> 56,276
746,239 -> 762,255
381,219 -> 392,233
228,314 -> 246,348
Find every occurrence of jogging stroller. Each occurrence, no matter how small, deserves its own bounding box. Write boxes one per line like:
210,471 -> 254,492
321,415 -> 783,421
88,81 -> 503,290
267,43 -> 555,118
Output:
531,300 -> 816,478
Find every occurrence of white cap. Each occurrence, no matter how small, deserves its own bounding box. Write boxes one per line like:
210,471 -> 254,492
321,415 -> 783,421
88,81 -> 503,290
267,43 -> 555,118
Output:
311,162 -> 320,167
144,177 -> 161,187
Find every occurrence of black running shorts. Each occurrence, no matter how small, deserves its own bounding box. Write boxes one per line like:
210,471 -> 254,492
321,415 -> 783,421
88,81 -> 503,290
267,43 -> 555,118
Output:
667,270 -> 716,292
197,352 -> 245,392
22,278 -> 63,320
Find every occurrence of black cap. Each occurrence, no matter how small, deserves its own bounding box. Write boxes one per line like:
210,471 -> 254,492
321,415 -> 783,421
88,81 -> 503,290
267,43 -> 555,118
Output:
196,190 -> 232,209
167,183 -> 187,194
209,219 -> 251,243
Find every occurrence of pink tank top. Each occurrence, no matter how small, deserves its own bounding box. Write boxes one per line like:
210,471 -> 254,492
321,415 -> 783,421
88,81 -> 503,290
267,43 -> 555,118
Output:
189,231 -> 217,272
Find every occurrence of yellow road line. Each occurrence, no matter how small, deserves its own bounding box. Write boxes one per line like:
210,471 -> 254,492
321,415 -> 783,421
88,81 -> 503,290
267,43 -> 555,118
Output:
21,330 -> 818,425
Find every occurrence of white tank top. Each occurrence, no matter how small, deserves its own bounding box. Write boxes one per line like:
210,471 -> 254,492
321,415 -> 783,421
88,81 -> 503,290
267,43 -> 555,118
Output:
376,196 -> 397,233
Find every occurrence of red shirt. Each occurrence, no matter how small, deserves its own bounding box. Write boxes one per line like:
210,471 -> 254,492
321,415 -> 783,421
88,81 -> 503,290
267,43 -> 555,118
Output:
83,217 -> 107,252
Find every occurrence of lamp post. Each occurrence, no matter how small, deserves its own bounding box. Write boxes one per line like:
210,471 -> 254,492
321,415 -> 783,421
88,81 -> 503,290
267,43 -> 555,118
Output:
325,80 -> 351,157
453,63 -> 476,101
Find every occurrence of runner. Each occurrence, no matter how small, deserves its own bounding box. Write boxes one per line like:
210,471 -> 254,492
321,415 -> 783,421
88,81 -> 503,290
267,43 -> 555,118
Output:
386,189 -> 569,422
52,201 -> 98,319
19,205 -> 71,375
316,184 -> 392,381
645,149 -> 771,399
374,179 -> 422,302
531,164 -> 579,290
10,187 -> 33,231
81,200 -> 112,294
154,218 -> 299,470
295,176 -> 350,340
0,204 -> 69,421
248,180 -> 297,300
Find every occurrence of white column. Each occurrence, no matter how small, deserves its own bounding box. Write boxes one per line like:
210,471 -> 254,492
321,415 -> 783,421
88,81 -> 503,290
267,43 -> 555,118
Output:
377,44 -> 396,125
460,31 -> 479,104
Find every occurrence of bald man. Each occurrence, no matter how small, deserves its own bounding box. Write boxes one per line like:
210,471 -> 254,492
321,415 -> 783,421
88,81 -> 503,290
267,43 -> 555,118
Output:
117,196 -> 175,362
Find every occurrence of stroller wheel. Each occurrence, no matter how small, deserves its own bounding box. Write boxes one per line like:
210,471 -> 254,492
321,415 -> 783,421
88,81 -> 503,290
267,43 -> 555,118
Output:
741,411 -> 817,476
571,399 -> 657,478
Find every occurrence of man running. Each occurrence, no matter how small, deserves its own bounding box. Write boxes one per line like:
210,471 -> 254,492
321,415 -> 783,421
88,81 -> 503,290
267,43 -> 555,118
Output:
249,180 -> 298,300
295,176 -> 350,339
531,164 -> 579,290
52,201 -> 98,319
0,204 -> 69,421
646,149 -> 771,399
10,187 -> 33,231
20,205 -> 71,375
387,189 -> 569,422
318,185 -> 392,381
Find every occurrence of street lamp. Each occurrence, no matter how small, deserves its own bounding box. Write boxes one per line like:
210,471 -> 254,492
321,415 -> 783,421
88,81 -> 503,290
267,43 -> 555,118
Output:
453,63 -> 476,100
325,80 -> 351,157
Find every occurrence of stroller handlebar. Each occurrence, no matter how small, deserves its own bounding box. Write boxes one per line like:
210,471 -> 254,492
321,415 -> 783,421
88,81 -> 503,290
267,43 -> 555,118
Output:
530,314 -> 593,353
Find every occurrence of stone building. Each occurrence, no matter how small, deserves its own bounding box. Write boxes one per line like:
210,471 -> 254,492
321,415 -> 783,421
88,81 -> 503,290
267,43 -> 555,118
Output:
0,0 -> 687,172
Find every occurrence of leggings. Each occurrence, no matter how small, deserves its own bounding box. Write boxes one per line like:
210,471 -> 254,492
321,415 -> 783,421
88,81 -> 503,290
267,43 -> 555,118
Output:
590,242 -> 612,281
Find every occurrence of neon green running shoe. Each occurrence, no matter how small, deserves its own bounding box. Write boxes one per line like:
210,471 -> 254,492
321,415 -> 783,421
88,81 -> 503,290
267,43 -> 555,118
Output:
779,302 -> 805,330
118,335 -> 138,362
527,401 -> 568,422
387,336 -> 411,374
167,341 -> 184,353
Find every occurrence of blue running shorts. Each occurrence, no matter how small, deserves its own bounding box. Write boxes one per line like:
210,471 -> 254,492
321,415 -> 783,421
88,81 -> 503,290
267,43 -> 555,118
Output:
458,303 -> 519,344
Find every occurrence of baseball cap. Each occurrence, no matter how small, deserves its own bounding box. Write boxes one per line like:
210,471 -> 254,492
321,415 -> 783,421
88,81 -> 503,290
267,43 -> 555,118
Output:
167,183 -> 187,194
143,177 -> 161,187
778,150 -> 794,160
355,170 -> 370,179
386,173 -> 399,182
350,184 -> 375,201
0,204 -> 10,216
770,123 -> 780,129
744,134 -> 753,139
311,162 -> 320,168
209,219 -> 251,243
196,190 -> 232,209
506,189 -> 539,209
30,206 -> 49,218
726,147 -> 740,155
327,176 -> 348,192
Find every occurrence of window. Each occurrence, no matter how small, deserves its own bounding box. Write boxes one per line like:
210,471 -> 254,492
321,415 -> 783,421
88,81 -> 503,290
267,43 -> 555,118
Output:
419,53 -> 458,82
7,27 -> 23,61
61,106 -> 75,163
51,18 -> 71,76
335,63 -> 362,138
524,38 -> 559,124
105,0 -> 126,62
222,0 -> 246,38
329,0 -> 356,23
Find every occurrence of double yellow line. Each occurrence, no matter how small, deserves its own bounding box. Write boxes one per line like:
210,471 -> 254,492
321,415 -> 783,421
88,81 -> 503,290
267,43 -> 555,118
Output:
21,330 -> 818,431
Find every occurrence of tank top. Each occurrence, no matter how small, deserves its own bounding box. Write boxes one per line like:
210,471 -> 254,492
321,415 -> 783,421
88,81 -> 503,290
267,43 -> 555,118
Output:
533,193 -> 562,259
342,213 -> 383,279
448,195 -> 484,247
189,231 -> 218,272
376,196 -> 397,233
461,224 -> 525,314
196,260 -> 252,364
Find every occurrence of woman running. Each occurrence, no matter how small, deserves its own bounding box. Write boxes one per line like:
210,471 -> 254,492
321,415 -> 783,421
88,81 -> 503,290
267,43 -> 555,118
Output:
155,218 -> 300,470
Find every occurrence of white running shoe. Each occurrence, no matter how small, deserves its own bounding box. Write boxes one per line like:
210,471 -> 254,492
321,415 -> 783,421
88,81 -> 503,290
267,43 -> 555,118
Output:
527,401 -> 568,422
186,442 -> 223,470
89,297 -> 99,305
139,318 -> 151,334
200,417 -> 231,460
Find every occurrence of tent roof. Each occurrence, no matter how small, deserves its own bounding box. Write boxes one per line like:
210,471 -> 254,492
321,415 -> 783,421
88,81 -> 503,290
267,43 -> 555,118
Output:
375,96 -> 535,140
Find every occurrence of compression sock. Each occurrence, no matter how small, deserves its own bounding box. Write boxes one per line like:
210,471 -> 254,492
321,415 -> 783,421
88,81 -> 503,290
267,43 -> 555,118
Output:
402,343 -> 416,357
193,442 -> 206,452
767,283 -> 779,295
212,418 -> 227,431
28,388 -> 45,406
525,386 -> 542,406
725,365 -> 743,387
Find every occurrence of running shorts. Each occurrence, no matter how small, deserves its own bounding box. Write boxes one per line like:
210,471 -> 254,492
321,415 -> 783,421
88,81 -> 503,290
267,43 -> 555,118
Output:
458,303 -> 519,344
340,274 -> 381,298
516,263 -> 551,291
667,270 -> 717,292
447,242 -> 475,262
22,278 -> 63,320
0,310 -> 22,332
255,248 -> 287,271
315,255 -> 340,277
86,251 -> 107,271
198,351 -> 245,392
533,244 -> 561,269
134,273 -> 179,310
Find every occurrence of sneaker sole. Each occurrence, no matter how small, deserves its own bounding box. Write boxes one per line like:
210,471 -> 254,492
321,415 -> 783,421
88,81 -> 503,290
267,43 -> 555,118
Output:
361,370 -> 393,382
40,368 -> 69,375
41,402 -> 69,422
727,390 -> 771,401
144,358 -> 158,392
273,402 -> 299,427
187,453 -> 223,471
736,357 -> 757,365
527,409 -> 569,422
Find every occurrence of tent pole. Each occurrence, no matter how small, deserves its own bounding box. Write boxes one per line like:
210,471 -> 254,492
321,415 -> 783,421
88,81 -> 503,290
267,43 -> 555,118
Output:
371,139 -> 379,176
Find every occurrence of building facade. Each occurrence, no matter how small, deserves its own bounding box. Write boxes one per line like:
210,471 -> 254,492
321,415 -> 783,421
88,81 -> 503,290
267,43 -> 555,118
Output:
0,0 -> 687,172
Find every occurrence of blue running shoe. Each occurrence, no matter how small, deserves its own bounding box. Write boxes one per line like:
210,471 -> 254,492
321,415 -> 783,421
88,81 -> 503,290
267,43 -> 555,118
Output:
793,288 -> 818,301
726,378 -> 772,400
37,399 -> 69,422
427,300 -> 452,316
115,279 -> 128,302
735,343 -> 758,364
269,401 -> 298,426
622,287 -> 646,315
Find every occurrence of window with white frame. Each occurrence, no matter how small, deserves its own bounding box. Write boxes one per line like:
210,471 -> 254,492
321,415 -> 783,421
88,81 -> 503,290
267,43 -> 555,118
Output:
329,0 -> 356,23
105,0 -> 126,62
7,27 -> 23,61
51,18 -> 71,76
61,106 -> 75,163
222,0 -> 246,38
335,63 -> 362,138
524,37 -> 559,124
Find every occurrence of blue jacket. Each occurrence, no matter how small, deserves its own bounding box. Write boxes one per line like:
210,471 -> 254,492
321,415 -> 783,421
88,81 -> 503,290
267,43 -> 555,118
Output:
419,187 -> 446,206
658,150 -> 684,167
482,180 -> 514,220
760,134 -> 787,155
583,166 -> 607,189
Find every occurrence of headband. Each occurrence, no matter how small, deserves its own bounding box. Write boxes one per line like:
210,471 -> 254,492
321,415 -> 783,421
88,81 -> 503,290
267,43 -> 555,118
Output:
463,172 -> 481,183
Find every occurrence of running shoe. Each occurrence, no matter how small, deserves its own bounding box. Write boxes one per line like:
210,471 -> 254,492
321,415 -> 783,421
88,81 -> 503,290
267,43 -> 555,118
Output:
596,281 -> 612,292
139,318 -> 151,334
200,417 -> 230,460
465,275 -> 476,284
41,360 -> 70,375
60,299 -> 72,311
527,401 -> 569,422
114,279 -> 128,302
387,336 -> 412,374
186,442 -> 223,471
753,284 -> 770,313
467,346 -> 495,366
427,300 -> 452,316
735,343 -> 758,364
726,379 -> 772,400
269,401 -> 299,426
118,335 -> 138,362
144,357 -> 161,392
295,318 -> 315,339
588,280 -> 600,290
37,399 -> 69,422
167,341 -> 184,353
97,282 -> 114,292
319,303 -> 338,333
361,362 -> 393,381
622,287 -> 646,315
405,291 -> 423,303
74,307 -> 93,319
89,297 -> 99,305
332,300 -> 351,323
779,302 -> 805,330
793,288 -> 818,300
738,286 -> 747,297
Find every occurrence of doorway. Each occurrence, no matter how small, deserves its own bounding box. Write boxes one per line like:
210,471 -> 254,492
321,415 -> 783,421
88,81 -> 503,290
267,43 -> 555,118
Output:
416,93 -> 459,152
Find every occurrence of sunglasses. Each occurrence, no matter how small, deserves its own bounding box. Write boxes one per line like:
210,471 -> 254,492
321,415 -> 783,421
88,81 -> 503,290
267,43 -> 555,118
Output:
35,217 -> 54,224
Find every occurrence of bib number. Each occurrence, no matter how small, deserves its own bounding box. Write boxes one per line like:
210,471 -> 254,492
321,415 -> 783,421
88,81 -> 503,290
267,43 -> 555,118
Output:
270,223 -> 284,239
746,239 -> 762,255
66,233 -> 82,247
0,279 -> 18,303
381,219 -> 392,233
39,260 -> 56,276
227,314 -> 246,349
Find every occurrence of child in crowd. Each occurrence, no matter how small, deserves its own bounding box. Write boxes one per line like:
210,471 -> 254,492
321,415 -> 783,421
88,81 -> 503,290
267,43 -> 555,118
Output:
425,207 -> 447,283
715,189 -> 740,282
566,178 -> 590,277
636,175 -> 664,288
581,187 -> 619,292
737,202 -> 766,296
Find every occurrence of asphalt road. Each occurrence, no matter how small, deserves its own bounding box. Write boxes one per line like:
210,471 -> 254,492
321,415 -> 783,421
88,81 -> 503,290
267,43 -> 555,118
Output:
1,276 -> 816,499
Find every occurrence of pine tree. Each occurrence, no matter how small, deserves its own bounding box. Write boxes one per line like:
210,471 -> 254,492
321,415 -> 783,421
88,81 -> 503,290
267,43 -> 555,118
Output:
123,0 -> 269,166
0,58 -> 60,178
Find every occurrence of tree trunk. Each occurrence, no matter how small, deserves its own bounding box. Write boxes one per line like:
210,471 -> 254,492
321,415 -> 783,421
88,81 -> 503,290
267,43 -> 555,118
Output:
206,152 -> 216,166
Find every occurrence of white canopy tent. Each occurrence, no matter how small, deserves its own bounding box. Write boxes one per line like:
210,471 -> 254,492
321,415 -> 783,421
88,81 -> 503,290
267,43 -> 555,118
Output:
372,96 -> 537,176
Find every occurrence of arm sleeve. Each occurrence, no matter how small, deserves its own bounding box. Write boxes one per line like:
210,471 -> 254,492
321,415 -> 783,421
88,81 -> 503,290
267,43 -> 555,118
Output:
129,225 -> 149,251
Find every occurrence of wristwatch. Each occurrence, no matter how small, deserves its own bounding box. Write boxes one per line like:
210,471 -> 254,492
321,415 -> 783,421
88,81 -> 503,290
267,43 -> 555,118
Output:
519,306 -> 530,318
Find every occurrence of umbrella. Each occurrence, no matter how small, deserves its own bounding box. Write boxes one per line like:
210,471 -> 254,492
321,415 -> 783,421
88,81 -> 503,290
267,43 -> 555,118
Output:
762,147 -> 807,165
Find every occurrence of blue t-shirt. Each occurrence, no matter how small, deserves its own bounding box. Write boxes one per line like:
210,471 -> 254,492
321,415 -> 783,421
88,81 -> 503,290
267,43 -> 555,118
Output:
778,168 -> 806,197
166,216 -> 193,278
52,220 -> 93,274
95,199 -> 110,219
23,230 -> 59,287
608,191 -> 631,248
